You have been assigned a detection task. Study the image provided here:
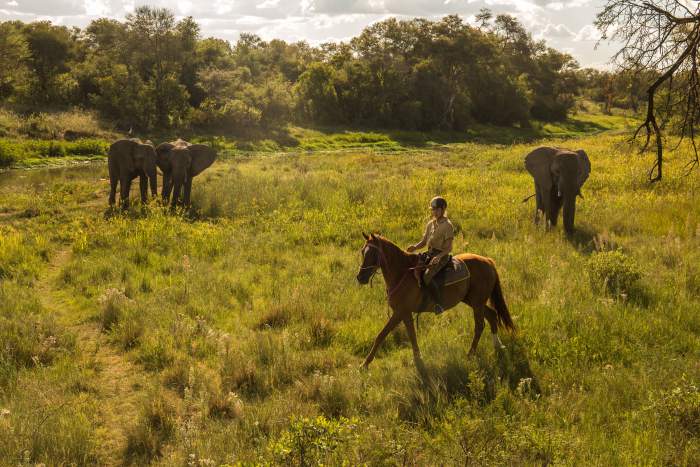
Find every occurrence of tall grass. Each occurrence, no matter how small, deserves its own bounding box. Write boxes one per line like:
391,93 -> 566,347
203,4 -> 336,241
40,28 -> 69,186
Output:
1,131 -> 699,464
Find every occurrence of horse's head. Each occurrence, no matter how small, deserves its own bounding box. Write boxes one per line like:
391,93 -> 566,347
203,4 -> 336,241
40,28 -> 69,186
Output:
357,232 -> 382,284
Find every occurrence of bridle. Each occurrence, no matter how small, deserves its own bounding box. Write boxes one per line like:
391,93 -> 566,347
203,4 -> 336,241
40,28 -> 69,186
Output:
359,241 -> 412,299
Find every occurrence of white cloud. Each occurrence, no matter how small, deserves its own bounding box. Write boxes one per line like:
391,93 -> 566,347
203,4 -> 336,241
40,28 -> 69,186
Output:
257,0 -> 280,9
6,0 -> 18,6
546,2 -> 563,10
539,22 -> 574,39
84,0 -> 109,16
574,24 -> 600,42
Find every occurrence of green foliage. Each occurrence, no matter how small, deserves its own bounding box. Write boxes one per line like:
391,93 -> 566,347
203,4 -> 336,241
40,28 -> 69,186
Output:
0,137 -> 109,167
588,250 -> 642,295
651,380 -> 700,437
270,416 -> 358,466
1,11 -> 581,132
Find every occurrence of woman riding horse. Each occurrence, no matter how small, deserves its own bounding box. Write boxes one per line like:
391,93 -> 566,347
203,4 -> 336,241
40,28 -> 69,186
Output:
407,196 -> 454,314
357,230 -> 515,371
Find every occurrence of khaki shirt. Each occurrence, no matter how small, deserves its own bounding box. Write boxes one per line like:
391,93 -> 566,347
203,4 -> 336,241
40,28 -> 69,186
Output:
424,217 -> 454,252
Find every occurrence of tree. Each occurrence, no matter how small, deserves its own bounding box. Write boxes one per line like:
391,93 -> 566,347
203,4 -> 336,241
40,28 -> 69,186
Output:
0,22 -> 29,99
596,0 -> 700,181
22,21 -> 76,105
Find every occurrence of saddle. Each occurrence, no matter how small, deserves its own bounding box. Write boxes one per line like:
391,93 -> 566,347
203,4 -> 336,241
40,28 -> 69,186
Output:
413,254 -> 470,288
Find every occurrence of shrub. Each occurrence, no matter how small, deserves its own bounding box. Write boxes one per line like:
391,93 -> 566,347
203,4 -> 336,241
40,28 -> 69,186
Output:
270,415 -> 358,466
587,250 -> 642,295
651,380 -> 700,437
0,140 -> 18,167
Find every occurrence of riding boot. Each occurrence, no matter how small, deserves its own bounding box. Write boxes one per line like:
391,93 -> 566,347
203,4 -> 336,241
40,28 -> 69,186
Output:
425,279 -> 445,315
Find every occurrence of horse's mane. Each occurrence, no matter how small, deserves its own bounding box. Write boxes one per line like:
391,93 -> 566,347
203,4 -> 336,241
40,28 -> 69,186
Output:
371,234 -> 418,265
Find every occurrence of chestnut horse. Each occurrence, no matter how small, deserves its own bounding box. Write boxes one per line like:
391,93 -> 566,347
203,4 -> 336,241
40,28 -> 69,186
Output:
356,233 -> 515,370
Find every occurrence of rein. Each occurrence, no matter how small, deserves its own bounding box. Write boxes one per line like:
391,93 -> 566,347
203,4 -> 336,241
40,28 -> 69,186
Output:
363,242 -> 413,299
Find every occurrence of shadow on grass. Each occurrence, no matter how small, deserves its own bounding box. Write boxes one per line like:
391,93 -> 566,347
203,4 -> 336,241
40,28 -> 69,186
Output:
397,336 -> 540,423
566,224 -> 600,255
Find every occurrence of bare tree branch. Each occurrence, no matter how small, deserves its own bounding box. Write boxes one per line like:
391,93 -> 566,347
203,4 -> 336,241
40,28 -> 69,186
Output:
596,0 -> 700,181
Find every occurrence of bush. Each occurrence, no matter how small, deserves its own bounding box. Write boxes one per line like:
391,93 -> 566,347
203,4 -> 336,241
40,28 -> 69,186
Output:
651,380 -> 700,436
587,250 -> 642,296
0,140 -> 18,166
270,415 -> 358,465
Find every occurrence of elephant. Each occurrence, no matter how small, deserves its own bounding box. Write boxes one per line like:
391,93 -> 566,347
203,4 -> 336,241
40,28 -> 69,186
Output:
155,139 -> 217,207
108,138 -> 158,209
524,146 -> 591,234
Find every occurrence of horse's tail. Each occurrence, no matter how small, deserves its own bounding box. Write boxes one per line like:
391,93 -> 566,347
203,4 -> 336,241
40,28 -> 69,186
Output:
491,270 -> 515,332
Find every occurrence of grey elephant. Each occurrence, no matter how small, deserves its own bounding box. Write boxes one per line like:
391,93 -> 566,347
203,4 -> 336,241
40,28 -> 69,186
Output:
155,139 -> 216,207
108,138 -> 158,209
524,146 -> 591,234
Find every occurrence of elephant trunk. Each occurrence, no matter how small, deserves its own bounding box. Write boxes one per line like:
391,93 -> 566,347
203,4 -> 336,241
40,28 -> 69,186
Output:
562,193 -> 576,234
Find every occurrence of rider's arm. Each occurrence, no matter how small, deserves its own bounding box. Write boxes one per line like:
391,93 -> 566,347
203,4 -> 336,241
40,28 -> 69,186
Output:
408,224 -> 429,251
413,225 -> 429,249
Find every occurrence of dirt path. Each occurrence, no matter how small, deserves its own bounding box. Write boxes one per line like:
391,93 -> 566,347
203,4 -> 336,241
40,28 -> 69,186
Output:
36,246 -> 146,466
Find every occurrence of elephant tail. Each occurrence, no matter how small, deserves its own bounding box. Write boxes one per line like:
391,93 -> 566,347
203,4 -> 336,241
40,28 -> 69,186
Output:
491,270 -> 515,332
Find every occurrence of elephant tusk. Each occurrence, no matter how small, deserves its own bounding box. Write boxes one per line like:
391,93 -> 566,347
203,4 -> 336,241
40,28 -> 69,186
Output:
522,194 -> 536,203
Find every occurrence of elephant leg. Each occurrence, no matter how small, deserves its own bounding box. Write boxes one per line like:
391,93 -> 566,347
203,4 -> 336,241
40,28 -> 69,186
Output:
183,177 -> 193,206
162,173 -> 173,202
361,311 -> 403,369
171,181 -> 183,208
468,306 -> 485,356
484,306 -> 505,351
149,173 -> 157,198
108,170 -> 118,206
120,174 -> 132,210
139,173 -> 148,203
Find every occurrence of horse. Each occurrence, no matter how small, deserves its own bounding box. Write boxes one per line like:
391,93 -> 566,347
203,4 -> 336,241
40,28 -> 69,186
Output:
356,232 -> 515,371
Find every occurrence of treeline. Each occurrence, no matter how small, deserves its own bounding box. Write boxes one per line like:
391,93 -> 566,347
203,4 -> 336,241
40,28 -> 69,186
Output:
0,8 -> 635,133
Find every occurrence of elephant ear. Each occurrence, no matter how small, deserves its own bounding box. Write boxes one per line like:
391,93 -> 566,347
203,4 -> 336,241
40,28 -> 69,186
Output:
155,142 -> 174,172
575,149 -> 591,189
524,146 -> 557,189
188,144 -> 216,177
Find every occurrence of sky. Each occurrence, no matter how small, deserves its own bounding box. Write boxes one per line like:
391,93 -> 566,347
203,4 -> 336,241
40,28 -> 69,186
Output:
0,0 -> 620,68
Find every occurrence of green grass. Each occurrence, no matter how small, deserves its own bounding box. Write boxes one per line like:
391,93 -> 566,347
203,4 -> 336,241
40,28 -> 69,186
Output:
0,106 -> 637,169
1,128 -> 698,464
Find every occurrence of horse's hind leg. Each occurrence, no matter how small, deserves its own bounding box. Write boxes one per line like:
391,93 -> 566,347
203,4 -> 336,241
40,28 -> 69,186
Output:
484,305 -> 505,351
468,306 -> 485,356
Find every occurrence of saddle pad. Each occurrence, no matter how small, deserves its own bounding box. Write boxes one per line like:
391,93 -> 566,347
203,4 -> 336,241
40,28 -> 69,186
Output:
442,257 -> 469,286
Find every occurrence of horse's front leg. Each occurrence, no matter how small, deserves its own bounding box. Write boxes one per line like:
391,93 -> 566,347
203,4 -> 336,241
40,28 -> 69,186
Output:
361,311 -> 403,369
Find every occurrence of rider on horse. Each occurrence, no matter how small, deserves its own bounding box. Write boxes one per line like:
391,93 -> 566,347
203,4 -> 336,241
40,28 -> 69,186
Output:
407,196 -> 454,314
